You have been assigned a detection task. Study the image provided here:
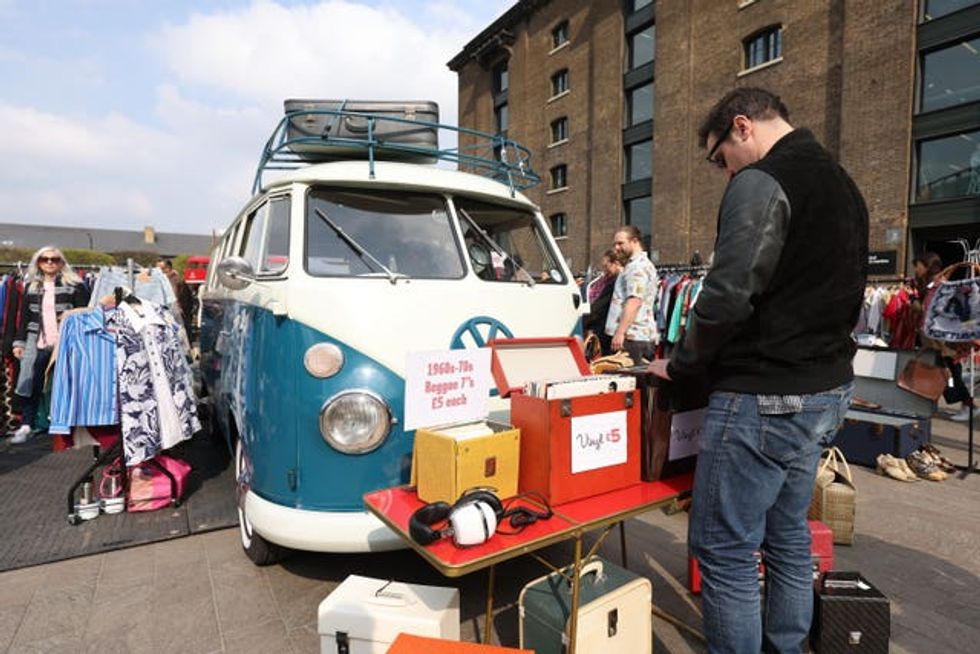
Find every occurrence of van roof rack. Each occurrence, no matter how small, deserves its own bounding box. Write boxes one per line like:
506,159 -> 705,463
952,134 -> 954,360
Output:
252,107 -> 540,196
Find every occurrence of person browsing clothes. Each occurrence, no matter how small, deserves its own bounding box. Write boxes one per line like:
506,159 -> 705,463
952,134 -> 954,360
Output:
584,249 -> 625,356
605,225 -> 659,364
647,88 -> 868,653
10,246 -> 91,443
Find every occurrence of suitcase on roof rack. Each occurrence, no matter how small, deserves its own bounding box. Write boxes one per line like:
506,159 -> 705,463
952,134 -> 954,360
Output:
284,99 -> 439,161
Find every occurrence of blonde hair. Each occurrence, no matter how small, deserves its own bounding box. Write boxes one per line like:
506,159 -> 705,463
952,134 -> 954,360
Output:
25,245 -> 83,292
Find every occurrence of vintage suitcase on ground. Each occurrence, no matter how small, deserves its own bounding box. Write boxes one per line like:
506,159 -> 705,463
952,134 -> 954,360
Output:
318,575 -> 459,654
490,337 -> 641,504
519,557 -> 652,654
284,99 -> 439,161
830,347 -> 935,467
811,572 -> 890,653
410,420 -> 520,503
386,633 -> 532,653
830,409 -> 930,467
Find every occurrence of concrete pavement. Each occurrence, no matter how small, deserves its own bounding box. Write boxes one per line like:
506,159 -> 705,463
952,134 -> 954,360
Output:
1,416 -> 978,653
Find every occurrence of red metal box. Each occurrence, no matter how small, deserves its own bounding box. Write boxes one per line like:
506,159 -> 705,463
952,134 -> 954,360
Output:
489,337 -> 641,505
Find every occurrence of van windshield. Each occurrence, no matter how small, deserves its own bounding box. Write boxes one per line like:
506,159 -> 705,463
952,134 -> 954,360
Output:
306,188 -> 465,278
453,196 -> 567,284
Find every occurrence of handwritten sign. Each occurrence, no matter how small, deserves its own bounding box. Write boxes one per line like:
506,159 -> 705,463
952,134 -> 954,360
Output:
669,408 -> 705,461
404,349 -> 492,430
570,410 -> 628,474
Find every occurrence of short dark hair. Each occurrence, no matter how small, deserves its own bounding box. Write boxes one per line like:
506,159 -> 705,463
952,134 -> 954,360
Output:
602,248 -> 628,266
697,87 -> 790,148
616,225 -> 643,243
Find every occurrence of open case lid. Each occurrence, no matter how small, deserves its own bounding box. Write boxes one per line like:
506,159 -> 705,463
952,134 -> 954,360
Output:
487,337 -> 590,398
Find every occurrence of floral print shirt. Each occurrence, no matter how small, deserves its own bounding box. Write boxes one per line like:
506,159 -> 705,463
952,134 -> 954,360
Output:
106,301 -> 200,465
605,251 -> 660,343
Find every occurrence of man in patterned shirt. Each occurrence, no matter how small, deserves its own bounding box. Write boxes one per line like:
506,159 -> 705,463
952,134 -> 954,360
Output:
605,225 -> 659,363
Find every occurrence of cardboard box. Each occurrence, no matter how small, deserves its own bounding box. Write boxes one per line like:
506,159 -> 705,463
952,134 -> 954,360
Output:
318,575 -> 459,654
489,337 -> 641,505
386,633 -> 532,653
411,420 -> 519,504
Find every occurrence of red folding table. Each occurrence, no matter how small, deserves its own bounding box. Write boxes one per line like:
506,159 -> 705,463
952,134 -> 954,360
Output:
364,471 -> 694,653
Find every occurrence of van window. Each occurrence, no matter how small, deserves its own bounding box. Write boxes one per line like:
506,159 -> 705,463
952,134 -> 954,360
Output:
262,197 -> 290,273
453,196 -> 566,284
306,188 -> 464,279
241,204 -> 268,266
237,196 -> 291,275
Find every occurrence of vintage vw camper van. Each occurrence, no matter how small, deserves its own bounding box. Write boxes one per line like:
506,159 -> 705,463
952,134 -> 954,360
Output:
199,102 -> 585,564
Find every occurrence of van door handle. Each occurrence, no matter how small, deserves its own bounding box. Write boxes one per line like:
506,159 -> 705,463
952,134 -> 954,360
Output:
572,292 -> 581,309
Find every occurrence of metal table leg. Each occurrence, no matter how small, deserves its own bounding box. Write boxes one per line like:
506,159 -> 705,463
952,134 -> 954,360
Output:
567,533 -> 583,654
483,563 -> 495,645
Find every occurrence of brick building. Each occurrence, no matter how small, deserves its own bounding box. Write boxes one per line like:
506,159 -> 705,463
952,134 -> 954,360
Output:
449,0 -> 980,273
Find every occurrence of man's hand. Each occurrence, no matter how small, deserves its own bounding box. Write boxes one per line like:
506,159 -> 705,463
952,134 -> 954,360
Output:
12,346 -> 23,360
647,358 -> 672,380
611,331 -> 626,353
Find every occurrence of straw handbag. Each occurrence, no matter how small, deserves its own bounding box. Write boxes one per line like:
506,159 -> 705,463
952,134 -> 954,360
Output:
808,447 -> 856,545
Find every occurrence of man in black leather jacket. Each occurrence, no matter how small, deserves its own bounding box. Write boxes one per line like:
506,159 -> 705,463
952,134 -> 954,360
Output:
648,88 -> 868,653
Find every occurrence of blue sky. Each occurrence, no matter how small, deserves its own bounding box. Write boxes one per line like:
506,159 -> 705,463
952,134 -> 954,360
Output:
0,0 -> 513,235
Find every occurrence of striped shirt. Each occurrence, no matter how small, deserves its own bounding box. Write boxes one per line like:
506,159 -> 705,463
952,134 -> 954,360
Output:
48,308 -> 118,434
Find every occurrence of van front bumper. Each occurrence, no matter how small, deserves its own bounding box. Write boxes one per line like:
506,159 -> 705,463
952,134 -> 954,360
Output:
245,490 -> 407,553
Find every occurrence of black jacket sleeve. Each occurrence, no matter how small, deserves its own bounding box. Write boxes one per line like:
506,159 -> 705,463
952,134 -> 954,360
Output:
668,169 -> 791,380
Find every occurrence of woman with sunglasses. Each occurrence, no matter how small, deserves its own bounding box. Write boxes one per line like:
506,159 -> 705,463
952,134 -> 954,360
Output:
9,246 -> 90,443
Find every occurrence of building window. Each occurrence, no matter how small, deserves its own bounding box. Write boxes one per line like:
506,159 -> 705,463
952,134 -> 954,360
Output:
627,24 -> 655,70
743,26 -> 782,70
920,36 -> 980,113
624,196 -> 652,241
550,164 -> 568,190
915,129 -> 980,202
493,61 -> 509,94
551,69 -> 570,97
922,0 -> 980,21
626,140 -> 653,183
550,213 -> 568,238
495,103 -> 509,135
551,117 -> 569,144
630,0 -> 653,11
625,83 -> 654,127
552,20 -> 569,49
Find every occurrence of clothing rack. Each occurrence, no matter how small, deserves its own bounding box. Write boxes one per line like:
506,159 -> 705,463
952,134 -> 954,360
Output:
949,239 -> 979,477
656,263 -> 711,276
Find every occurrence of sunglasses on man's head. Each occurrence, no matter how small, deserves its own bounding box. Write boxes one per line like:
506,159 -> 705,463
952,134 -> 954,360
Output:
38,256 -> 63,264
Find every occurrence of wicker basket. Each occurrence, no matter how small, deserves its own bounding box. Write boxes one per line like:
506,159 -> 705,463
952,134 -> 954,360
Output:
808,447 -> 856,545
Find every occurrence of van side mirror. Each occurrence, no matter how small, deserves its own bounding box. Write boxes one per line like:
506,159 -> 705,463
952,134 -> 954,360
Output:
216,257 -> 256,290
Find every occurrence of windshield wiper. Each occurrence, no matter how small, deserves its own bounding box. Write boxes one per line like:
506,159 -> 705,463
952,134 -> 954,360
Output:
457,208 -> 535,287
313,208 -> 409,285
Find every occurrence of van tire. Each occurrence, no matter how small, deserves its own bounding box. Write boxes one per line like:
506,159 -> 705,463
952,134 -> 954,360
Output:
236,440 -> 288,566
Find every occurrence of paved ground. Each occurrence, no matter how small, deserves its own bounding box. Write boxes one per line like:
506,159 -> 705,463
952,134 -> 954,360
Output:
1,416 -> 978,653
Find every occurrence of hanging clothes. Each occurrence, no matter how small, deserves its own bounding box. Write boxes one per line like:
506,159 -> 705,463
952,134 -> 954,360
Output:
88,266 -> 177,308
107,299 -> 199,464
47,308 -> 119,435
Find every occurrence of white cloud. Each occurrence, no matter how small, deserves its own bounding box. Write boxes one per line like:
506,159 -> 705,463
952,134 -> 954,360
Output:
0,0 -> 510,235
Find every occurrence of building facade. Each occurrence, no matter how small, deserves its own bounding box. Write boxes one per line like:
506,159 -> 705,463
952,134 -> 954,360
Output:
450,0 -> 980,274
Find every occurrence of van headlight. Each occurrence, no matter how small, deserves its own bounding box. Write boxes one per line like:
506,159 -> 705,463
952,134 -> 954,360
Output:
319,390 -> 391,453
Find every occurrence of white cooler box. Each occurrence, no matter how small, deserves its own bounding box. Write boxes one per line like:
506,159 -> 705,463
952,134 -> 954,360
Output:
318,575 -> 460,654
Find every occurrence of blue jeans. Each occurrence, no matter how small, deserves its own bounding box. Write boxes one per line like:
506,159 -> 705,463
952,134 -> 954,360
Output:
689,383 -> 852,653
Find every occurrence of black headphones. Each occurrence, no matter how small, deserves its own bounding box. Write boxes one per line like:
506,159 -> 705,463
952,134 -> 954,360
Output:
409,490 -> 552,546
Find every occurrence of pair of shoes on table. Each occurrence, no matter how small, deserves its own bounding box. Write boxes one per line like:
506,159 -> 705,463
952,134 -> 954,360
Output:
920,444 -> 957,474
876,454 -> 918,482
905,451 -> 948,481
9,425 -> 32,444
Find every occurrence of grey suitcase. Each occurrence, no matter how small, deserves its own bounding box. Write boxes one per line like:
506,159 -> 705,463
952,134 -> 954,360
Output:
519,557 -> 651,654
284,99 -> 438,161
